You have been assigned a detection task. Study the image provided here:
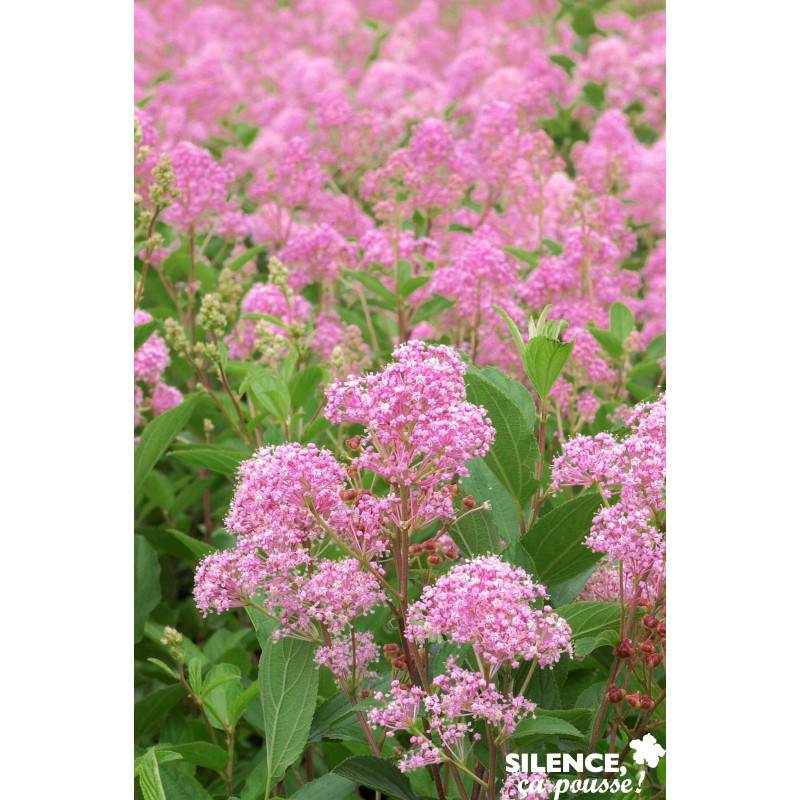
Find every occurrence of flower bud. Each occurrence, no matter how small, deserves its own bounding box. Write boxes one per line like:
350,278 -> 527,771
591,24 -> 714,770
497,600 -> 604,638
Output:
614,639 -> 635,659
642,614 -> 659,629
639,641 -> 655,654
423,539 -> 437,552
360,691 -> 371,699
340,489 -> 358,503
346,436 -> 362,450
428,554 -> 442,566
393,747 -> 404,758
644,653 -> 663,670
446,484 -> 460,498
346,465 -> 359,478
410,543 -> 424,555
626,691 -> 642,709
391,656 -> 407,671
442,546 -> 459,560
462,495 -> 477,509
658,622 -> 666,637
638,696 -> 656,711
606,687 -> 626,704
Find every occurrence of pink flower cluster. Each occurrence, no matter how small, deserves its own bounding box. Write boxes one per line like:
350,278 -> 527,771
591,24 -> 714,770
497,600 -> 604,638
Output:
408,555 -> 573,671
325,340 -> 495,489
500,772 -> 554,800
134,310 -> 183,433
552,395 -> 666,603
368,657 -> 537,773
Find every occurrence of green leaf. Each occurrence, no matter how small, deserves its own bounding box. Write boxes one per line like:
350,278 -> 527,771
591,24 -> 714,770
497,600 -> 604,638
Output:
345,270 -> 397,304
333,756 -> 422,800
583,81 -> 606,110
168,444 -> 245,475
157,742 -> 229,772
137,748 -> 169,800
522,492 -> 603,585
228,243 -> 268,272
291,774 -> 356,800
412,294 -> 455,325
289,365 -> 325,409
448,223 -> 474,233
450,506 -> 502,558
259,635 -> 320,792
161,528 -> 214,561
524,337 -> 574,401
229,681 -> 260,727
134,535 -> 162,642
460,458 -> 520,545
144,470 -> 175,510
509,716 -> 584,744
159,762 -> 215,800
465,368 -> 540,508
549,54 -> 576,77
399,275 -> 430,299
135,321 -> 159,351
204,664 -> 243,730
504,247 -> 539,268
572,8 -> 598,37
609,302 -> 634,342
244,371 -> 291,422
134,684 -> 186,740
557,602 -> 622,640
493,306 -> 527,367
587,325 -> 623,359
135,394 -> 199,494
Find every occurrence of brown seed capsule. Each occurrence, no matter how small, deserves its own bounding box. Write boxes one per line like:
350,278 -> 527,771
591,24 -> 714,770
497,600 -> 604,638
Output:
446,484 -> 460,498
346,465 -> 359,478
614,639 -> 635,659
393,746 -> 404,758
642,614 -> 659,629
340,489 -> 358,503
383,643 -> 399,658
360,691 -> 371,699
410,543 -> 424,555
423,539 -> 437,552
658,622 -> 667,637
462,495 -> 477,509
639,641 -> 655,654
626,691 -> 642,708
346,436 -> 362,450
644,652 -> 664,670
638,696 -> 656,711
606,687 -> 627,704
442,546 -> 459,560
428,554 -> 443,566
391,656 -> 407,671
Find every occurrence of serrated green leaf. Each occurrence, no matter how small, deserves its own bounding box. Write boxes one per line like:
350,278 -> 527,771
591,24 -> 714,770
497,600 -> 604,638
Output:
587,325 -> 623,359
510,716 -> 584,743
460,457 -> 520,545
345,270 -> 396,304
291,774 -> 356,800
522,492 -> 603,585
159,762 -> 215,799
412,294 -> 455,325
135,394 -> 199,494
557,602 -> 622,640
260,635 -> 320,792
465,368 -> 540,507
524,337 -> 575,401
156,741 -> 229,772
137,748 -> 170,800
450,506 -> 502,558
399,275 -> 429,299
334,756 -> 422,800
289,365 -> 325,409
134,535 -> 162,642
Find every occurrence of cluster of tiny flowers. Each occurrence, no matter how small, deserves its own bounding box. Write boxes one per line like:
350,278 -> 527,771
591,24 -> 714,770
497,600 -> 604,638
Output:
408,555 -> 573,671
314,632 -> 380,685
225,443 -> 346,545
551,395 -> 666,599
325,341 -> 495,488
500,772 -> 553,800
369,656 -> 537,773
134,310 -> 183,433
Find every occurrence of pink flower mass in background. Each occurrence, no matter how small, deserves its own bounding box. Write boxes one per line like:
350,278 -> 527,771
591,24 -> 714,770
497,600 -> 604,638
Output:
134,2 -> 666,799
